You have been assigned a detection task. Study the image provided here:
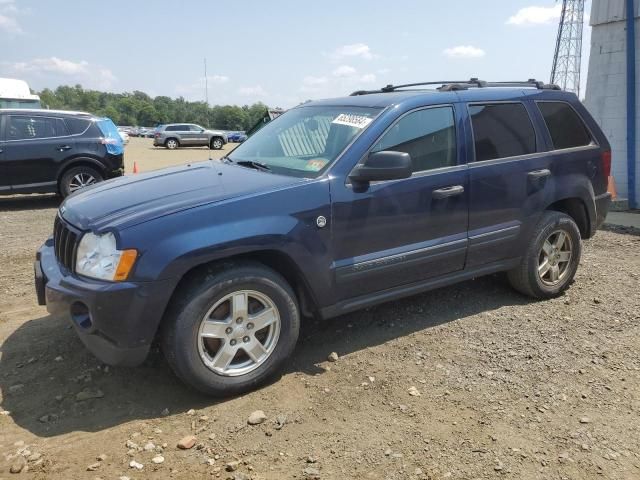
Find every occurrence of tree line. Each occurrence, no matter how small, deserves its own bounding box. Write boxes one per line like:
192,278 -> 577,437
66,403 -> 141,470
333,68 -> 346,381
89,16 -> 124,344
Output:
38,85 -> 271,131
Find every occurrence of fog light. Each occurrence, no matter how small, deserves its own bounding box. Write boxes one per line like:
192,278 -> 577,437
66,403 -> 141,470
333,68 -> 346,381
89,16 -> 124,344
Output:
70,301 -> 92,329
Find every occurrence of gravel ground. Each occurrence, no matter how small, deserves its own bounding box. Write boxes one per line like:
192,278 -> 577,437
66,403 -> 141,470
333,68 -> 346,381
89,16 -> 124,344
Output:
0,139 -> 639,479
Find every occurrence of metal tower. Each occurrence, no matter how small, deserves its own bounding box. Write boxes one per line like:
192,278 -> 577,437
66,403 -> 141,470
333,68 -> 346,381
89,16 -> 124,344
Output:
551,0 -> 585,96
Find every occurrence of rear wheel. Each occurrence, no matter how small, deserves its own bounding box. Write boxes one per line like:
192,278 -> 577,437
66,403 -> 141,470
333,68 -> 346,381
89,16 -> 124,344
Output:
210,137 -> 224,150
162,263 -> 300,396
165,138 -> 179,149
59,165 -> 103,197
507,211 -> 581,299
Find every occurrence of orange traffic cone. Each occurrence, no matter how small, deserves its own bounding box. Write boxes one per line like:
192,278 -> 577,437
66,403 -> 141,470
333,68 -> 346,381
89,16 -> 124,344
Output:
132,162 -> 139,174
607,175 -> 617,200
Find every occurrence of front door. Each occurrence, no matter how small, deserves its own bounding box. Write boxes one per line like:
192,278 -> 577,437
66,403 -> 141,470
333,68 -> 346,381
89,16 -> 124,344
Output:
2,114 -> 72,192
331,105 -> 469,300
0,115 -> 9,193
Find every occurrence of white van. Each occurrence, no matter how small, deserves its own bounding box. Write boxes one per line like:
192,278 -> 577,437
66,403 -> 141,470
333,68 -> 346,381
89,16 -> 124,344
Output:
0,78 -> 41,108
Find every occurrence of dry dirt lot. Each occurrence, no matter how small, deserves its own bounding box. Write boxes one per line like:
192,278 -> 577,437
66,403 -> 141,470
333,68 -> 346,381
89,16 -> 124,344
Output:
0,137 -> 639,479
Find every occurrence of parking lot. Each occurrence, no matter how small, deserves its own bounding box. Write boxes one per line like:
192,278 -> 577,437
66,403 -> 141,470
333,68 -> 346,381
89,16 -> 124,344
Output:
0,137 -> 639,479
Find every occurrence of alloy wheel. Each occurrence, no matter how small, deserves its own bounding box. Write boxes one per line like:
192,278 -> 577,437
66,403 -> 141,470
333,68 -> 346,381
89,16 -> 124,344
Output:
538,229 -> 573,286
68,172 -> 97,193
197,290 -> 281,376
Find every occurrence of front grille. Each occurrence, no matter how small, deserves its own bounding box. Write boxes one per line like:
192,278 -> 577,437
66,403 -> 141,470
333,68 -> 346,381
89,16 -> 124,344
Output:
53,215 -> 80,272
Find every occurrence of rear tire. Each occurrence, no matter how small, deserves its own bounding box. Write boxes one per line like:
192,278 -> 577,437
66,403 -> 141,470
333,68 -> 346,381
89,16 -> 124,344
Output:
507,211 -> 582,299
165,138 -> 179,149
59,165 -> 103,198
161,262 -> 300,396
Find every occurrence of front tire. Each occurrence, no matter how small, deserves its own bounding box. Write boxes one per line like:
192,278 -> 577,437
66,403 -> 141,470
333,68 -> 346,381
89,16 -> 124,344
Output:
59,165 -> 103,197
507,211 -> 582,299
162,263 -> 300,396
210,137 -> 224,150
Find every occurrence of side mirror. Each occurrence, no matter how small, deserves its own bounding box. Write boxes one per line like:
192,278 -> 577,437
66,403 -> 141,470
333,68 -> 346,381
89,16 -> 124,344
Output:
349,151 -> 412,183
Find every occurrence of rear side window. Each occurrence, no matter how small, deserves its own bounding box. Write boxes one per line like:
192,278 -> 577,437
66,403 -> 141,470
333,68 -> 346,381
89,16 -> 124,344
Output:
372,106 -> 457,172
537,101 -> 592,150
469,103 -> 536,161
165,125 -> 180,131
7,115 -> 68,140
65,117 -> 91,135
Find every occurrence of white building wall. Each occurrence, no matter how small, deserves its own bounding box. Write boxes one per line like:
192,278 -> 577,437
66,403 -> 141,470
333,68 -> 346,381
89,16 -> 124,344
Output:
584,0 -> 639,202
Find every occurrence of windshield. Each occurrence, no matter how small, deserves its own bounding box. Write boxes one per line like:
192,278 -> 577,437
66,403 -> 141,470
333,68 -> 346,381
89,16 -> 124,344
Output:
0,98 -> 41,109
228,105 -> 381,178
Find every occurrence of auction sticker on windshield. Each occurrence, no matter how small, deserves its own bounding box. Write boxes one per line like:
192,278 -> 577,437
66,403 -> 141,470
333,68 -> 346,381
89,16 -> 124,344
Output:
305,159 -> 328,171
332,113 -> 373,129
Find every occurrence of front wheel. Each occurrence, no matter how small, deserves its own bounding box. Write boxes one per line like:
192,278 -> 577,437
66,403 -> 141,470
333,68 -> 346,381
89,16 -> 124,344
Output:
210,137 -> 224,150
507,211 -> 582,299
162,263 -> 300,396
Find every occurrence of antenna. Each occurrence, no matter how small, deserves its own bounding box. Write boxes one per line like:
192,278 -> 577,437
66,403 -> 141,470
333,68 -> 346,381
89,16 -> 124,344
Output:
551,0 -> 585,97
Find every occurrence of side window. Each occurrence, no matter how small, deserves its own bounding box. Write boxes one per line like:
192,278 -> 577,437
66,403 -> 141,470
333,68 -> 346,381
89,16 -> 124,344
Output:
7,116 -> 68,140
190,125 -> 203,132
371,106 -> 457,172
65,117 -> 91,135
469,103 -> 536,161
537,101 -> 592,150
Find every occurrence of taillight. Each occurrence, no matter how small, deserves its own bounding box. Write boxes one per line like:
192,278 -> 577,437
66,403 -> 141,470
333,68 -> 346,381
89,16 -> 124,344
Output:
601,150 -> 612,177
154,132 -> 160,138
101,138 -> 119,145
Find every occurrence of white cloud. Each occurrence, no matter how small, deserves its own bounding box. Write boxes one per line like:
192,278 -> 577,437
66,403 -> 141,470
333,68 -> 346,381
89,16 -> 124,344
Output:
332,65 -> 357,77
331,43 -> 376,60
238,85 -> 266,96
0,0 -> 23,34
359,73 -> 376,84
3,57 -> 116,89
0,13 -> 20,33
303,75 -> 328,86
377,68 -> 391,75
506,5 -> 561,26
443,45 -> 486,59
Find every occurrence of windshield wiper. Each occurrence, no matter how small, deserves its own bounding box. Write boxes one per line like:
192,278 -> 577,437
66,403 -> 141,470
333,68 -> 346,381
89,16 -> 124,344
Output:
234,160 -> 272,172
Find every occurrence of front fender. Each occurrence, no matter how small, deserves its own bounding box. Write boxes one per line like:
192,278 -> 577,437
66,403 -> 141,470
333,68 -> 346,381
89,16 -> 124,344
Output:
121,180 -> 334,306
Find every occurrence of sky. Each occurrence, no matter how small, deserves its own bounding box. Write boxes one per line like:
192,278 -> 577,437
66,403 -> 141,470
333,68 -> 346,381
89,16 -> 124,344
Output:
0,0 -> 592,108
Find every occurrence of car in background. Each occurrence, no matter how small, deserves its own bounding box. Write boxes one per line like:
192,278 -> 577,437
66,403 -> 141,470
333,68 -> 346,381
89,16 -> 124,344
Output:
0,109 -> 124,197
228,131 -> 248,142
117,128 -> 130,144
153,123 -> 227,149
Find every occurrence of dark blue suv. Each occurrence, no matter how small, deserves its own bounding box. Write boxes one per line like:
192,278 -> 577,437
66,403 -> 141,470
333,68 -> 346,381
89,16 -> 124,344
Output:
34,79 -> 612,396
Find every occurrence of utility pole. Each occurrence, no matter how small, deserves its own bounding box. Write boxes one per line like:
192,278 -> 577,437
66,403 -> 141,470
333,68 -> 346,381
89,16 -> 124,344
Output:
204,58 -> 209,105
551,0 -> 585,97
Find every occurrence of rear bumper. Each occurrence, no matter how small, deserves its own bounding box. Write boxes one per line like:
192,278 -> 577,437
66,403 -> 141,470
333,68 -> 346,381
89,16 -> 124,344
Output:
36,239 -> 175,366
594,191 -> 612,231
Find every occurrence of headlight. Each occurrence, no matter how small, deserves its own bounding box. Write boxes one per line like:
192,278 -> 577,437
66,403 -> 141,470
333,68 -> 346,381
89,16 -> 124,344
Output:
75,232 -> 137,281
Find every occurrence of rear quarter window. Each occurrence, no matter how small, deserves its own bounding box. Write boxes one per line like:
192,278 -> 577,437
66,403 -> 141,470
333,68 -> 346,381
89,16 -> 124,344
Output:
469,103 -> 536,161
536,101 -> 592,150
65,117 -> 91,135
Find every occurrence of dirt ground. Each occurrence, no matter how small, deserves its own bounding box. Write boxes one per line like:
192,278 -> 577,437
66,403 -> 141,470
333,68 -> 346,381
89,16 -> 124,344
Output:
0,138 -> 639,479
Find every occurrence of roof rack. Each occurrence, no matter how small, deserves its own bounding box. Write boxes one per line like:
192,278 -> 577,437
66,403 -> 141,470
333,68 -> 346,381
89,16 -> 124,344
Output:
349,78 -> 561,96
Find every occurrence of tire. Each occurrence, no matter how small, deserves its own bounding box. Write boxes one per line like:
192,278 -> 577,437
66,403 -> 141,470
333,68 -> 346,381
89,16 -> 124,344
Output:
165,138 -> 179,149
507,211 -> 582,299
161,262 -> 300,396
59,165 -> 103,198
210,137 -> 224,150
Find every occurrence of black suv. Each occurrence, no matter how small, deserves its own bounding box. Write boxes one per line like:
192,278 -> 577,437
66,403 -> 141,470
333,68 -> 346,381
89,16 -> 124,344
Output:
0,109 -> 124,197
36,79 -> 612,396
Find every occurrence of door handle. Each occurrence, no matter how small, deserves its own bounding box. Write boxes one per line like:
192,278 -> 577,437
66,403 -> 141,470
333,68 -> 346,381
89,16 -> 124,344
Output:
527,169 -> 551,179
432,185 -> 464,199
56,145 -> 72,151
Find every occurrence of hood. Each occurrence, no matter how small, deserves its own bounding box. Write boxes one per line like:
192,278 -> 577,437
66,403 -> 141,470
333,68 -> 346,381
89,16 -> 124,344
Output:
61,161 -> 305,231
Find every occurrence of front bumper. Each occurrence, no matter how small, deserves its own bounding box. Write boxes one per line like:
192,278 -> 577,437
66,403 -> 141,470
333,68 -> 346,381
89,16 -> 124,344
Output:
35,238 -> 175,366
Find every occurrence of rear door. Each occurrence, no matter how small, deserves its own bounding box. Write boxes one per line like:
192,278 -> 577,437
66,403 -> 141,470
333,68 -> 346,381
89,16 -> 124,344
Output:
331,104 -> 469,300
2,114 -> 73,192
465,101 -> 552,267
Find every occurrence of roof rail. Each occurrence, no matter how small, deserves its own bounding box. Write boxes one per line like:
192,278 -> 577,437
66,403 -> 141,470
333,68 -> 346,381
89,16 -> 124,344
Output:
349,78 -> 561,96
